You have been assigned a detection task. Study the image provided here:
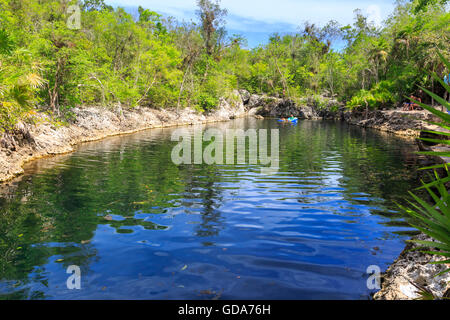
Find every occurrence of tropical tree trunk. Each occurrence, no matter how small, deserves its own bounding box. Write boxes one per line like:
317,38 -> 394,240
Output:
177,64 -> 191,110
49,57 -> 65,115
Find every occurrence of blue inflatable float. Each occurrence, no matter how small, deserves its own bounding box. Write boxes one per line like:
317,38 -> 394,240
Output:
278,118 -> 298,124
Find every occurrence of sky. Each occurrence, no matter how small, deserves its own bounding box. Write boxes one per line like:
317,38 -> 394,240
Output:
105,0 -> 397,48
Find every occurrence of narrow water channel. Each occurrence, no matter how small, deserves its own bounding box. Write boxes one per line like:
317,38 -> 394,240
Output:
0,118 -> 421,299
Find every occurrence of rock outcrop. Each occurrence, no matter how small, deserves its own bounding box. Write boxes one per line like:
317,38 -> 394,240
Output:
236,91 -> 323,119
209,90 -> 246,120
340,109 -> 444,137
374,234 -> 450,300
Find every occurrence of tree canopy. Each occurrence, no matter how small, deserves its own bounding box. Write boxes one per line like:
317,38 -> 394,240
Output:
0,0 -> 448,131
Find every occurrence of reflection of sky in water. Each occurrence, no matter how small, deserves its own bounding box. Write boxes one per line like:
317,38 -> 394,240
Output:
0,119 -> 420,299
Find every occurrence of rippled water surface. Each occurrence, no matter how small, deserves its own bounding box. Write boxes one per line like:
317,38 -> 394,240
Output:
0,119 -> 421,299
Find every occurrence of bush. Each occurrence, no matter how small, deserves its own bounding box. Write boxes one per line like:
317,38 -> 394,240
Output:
0,50 -> 44,131
346,81 -> 395,110
196,92 -> 218,111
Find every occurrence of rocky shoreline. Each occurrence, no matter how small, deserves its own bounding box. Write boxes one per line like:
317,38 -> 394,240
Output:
0,91 -> 248,183
1,90 -> 449,300
2,91 -> 442,184
373,234 -> 450,300
248,92 -> 444,138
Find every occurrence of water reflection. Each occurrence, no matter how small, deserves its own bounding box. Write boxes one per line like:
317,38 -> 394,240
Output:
0,119 -> 421,299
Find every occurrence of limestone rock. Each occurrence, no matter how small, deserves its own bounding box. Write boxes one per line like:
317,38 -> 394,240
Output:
247,94 -> 264,109
239,89 -> 251,105
374,234 -> 450,300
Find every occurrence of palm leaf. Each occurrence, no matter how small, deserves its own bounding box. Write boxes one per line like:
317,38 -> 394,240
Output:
409,97 -> 450,122
419,164 -> 448,170
417,86 -> 449,112
421,130 -> 450,137
400,52 -> 450,279
437,50 -> 450,71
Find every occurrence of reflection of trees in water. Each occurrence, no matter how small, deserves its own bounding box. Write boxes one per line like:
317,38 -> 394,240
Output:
338,124 -> 421,203
0,124 -> 233,297
276,121 -> 422,228
0,202 -> 100,299
0,135 -> 181,298
195,174 -> 224,240
0,119 -> 425,298
179,164 -> 225,242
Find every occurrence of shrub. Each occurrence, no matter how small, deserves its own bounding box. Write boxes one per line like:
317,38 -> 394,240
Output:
0,50 -> 44,131
346,82 -> 395,110
196,92 -> 219,111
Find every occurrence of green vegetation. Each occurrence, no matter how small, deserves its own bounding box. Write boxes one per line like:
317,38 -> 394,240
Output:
0,0 -> 448,132
398,51 -> 450,276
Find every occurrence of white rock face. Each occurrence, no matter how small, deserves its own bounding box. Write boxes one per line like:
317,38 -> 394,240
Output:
374,234 -> 450,300
247,107 -> 261,116
208,92 -> 246,120
231,90 -> 245,113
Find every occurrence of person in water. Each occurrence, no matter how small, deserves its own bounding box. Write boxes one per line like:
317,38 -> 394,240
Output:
288,115 -> 296,121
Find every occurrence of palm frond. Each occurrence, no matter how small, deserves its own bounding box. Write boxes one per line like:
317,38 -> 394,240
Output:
400,51 -> 450,278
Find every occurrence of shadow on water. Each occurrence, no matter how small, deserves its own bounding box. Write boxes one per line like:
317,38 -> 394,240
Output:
0,119 -> 423,299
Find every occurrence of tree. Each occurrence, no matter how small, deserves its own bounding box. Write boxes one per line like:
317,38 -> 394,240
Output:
81,0 -> 112,12
196,0 -> 227,57
413,0 -> 449,12
0,0 -> 448,128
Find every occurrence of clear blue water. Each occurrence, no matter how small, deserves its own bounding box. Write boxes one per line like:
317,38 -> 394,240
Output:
0,118 -> 420,300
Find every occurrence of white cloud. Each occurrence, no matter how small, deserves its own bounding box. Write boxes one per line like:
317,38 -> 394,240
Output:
366,4 -> 382,27
106,0 -> 395,36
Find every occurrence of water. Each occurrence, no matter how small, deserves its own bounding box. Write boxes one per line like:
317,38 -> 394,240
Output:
0,118 -> 421,300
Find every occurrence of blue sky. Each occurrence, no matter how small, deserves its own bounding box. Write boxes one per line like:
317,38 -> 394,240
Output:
105,0 -> 396,48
